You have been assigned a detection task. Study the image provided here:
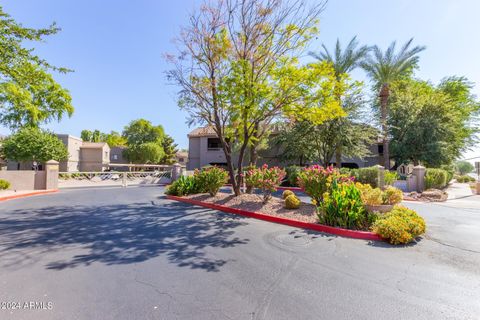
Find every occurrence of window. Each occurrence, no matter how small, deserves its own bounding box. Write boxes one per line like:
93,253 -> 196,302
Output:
377,144 -> 383,155
207,138 -> 221,150
113,154 -> 118,160
179,158 -> 184,162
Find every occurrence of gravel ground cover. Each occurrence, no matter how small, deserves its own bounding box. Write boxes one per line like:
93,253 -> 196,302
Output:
184,192 -> 317,223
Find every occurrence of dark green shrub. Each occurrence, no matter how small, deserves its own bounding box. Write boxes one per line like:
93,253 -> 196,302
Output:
440,164 -> 455,183
372,205 -> 426,244
425,168 -> 448,189
194,166 -> 228,196
165,176 -> 202,196
352,166 -> 379,187
317,180 -> 367,229
0,179 -> 10,190
285,166 -> 301,186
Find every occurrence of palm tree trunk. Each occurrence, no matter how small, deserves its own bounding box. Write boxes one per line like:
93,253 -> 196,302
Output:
379,84 -> 390,170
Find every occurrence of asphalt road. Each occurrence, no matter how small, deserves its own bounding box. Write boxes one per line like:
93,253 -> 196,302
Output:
0,186 -> 479,320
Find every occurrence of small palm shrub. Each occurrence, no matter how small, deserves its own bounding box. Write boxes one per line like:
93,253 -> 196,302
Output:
244,164 -> 286,203
425,168 -> 448,189
317,180 -> 367,229
282,189 -> 294,199
297,165 -> 351,205
372,205 -> 426,244
384,171 -> 399,186
285,165 -> 301,186
165,176 -> 202,196
284,194 -> 301,209
195,166 -> 228,196
0,179 -> 10,190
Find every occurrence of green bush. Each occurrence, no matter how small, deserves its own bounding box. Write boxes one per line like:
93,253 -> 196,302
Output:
165,176 -> 202,196
425,168 -> 448,189
282,189 -> 294,199
356,183 -> 403,206
195,166 -> 228,196
372,205 -> 426,244
317,181 -> 367,229
384,171 -> 399,186
0,179 -> 10,190
456,175 -> 476,183
455,160 -> 474,175
285,165 -> 301,186
284,194 -> 301,209
441,164 -> 455,183
351,166 -> 379,187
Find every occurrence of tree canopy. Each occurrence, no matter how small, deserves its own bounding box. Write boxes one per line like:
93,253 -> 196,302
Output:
388,78 -> 479,167
122,119 -> 166,164
0,6 -> 73,130
1,127 -> 68,162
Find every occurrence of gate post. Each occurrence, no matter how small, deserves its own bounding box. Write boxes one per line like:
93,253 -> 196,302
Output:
377,165 -> 385,189
172,163 -> 184,182
45,160 -> 59,190
412,165 -> 426,192
122,172 -> 127,188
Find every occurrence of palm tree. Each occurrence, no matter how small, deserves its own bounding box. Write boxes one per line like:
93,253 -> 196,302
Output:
309,37 -> 370,167
362,38 -> 425,169
310,36 -> 370,79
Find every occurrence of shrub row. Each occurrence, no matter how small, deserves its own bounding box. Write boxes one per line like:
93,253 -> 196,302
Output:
456,175 -> 476,183
425,168 -> 449,189
166,167 -> 228,197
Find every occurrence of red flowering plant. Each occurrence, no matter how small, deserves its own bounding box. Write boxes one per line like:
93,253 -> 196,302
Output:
244,164 -> 286,203
297,165 -> 353,205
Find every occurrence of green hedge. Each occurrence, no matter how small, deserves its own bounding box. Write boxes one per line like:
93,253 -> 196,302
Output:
425,168 -> 448,189
285,165 -> 302,186
349,166 -> 380,188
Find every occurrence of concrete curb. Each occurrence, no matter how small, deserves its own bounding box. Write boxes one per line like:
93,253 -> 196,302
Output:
0,189 -> 59,202
166,195 -> 383,241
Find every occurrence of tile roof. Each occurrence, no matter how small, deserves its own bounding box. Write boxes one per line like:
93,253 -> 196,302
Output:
187,126 -> 218,137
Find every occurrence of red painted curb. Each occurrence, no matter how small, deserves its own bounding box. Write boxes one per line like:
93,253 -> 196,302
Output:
167,195 -> 383,241
0,189 -> 59,202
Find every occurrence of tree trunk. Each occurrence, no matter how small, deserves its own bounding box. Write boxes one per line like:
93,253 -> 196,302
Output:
379,84 -> 390,170
249,144 -> 258,167
335,146 -> 342,168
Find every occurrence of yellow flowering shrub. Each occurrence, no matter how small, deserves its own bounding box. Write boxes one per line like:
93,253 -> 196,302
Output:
372,205 -> 426,244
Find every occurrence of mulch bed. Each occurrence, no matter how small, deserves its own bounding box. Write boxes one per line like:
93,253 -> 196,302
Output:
184,192 -> 317,223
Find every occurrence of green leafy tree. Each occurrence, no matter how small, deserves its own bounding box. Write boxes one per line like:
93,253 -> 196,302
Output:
455,160 -> 474,175
168,0 -> 348,195
161,134 -> 178,165
1,127 -> 68,162
123,142 -> 164,164
91,130 -> 101,142
122,119 -> 164,146
103,131 -> 127,147
362,39 -> 425,169
0,6 -> 73,129
122,119 -> 165,163
388,78 -> 479,166
80,130 -> 93,142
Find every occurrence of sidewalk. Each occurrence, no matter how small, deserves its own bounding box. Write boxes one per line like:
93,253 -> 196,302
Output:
446,182 -> 474,200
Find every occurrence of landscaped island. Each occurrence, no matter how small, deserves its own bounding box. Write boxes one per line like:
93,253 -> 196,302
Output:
166,165 -> 426,245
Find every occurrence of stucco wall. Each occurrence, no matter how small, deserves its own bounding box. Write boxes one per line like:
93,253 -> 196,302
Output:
0,170 -> 46,190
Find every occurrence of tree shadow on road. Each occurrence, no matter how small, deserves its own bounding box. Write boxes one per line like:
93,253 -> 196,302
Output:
0,198 -> 249,272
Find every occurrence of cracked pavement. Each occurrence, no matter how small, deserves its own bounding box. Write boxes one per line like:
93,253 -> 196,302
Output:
0,186 -> 479,320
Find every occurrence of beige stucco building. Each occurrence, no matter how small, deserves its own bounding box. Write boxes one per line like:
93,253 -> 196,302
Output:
79,142 -> 110,172
187,126 -> 384,170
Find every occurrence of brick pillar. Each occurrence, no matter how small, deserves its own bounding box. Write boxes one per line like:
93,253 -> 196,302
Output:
412,165 -> 426,192
377,165 -> 385,189
45,160 -> 59,190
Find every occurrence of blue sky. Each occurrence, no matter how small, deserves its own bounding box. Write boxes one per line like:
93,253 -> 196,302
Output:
1,0 -> 479,160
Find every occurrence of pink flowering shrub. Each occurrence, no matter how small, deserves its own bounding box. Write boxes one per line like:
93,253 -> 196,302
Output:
244,164 -> 286,202
297,165 -> 353,204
